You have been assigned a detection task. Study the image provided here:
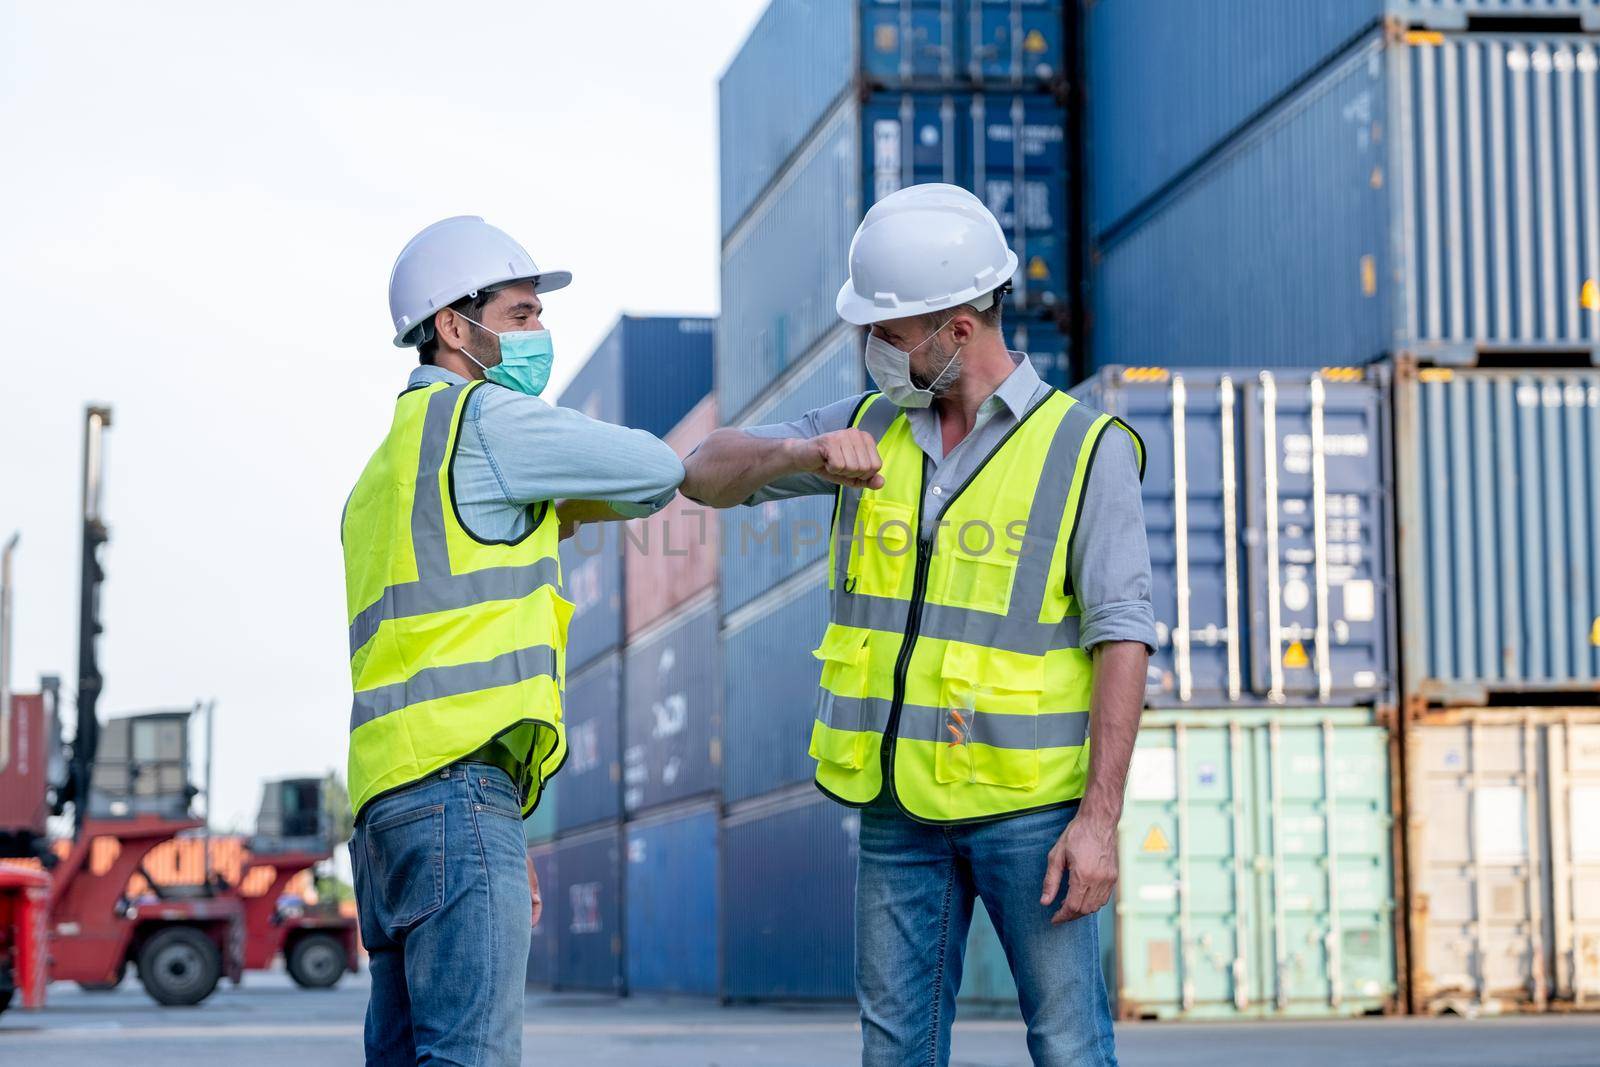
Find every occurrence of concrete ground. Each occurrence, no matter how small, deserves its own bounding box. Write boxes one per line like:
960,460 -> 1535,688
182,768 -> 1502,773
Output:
2,972 -> 1597,1066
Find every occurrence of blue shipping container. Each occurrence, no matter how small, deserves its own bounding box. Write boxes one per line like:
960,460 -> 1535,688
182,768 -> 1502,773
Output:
722,331 -> 864,613
561,524 -> 623,676
719,90 -> 1070,421
526,843 -> 556,986
554,652 -> 622,833
552,824 -> 624,993
1073,366 -> 1396,709
558,315 -> 715,439
623,597 -> 722,814
719,0 -> 1066,237
1092,31 -> 1600,371
1394,363 -> 1600,703
723,568 -> 832,803
625,803 -> 721,995
1086,0 -> 1600,238
1006,312 -> 1074,387
722,789 -> 860,1000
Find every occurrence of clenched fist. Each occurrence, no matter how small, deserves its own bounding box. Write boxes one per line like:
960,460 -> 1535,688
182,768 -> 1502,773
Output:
795,429 -> 885,490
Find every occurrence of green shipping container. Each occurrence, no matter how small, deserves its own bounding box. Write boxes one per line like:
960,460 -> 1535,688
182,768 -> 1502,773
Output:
524,789 -> 557,845
1110,709 -> 1398,1019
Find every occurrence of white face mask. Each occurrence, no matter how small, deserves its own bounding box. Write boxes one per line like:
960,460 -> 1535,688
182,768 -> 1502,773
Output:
864,316 -> 962,408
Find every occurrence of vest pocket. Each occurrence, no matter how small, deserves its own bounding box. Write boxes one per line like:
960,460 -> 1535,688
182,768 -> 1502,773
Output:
933,644 -> 1042,789
848,497 -> 916,597
937,533 -> 1020,615
808,625 -> 875,770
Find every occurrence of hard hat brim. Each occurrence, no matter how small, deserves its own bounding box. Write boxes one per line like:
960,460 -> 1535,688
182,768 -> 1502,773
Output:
391,268 -> 573,347
834,249 -> 1019,327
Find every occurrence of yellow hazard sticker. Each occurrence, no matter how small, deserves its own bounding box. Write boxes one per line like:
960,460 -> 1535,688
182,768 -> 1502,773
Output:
1284,641 -> 1310,669
1142,825 -> 1170,853
874,25 -> 897,52
1028,256 -> 1050,280
1590,617 -> 1600,647
1403,30 -> 1445,46
1024,29 -> 1048,54
1360,255 -> 1377,297
1581,278 -> 1599,311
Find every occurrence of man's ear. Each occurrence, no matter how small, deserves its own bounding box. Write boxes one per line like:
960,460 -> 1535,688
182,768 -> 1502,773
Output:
434,307 -> 465,351
949,311 -> 978,346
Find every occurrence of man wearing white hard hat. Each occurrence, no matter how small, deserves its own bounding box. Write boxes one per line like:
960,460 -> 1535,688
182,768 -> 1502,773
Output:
342,216 -> 683,1064
684,185 -> 1153,1065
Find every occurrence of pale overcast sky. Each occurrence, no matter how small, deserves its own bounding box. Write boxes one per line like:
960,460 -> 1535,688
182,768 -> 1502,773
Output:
0,0 -> 769,829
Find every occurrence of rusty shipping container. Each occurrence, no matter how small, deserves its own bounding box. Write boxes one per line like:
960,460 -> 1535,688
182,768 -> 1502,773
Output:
1406,707 -> 1600,1013
625,396 -> 720,639
1395,362 -> 1600,708
0,688 -> 61,852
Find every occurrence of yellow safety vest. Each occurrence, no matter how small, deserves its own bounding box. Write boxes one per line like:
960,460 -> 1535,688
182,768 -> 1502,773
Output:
810,390 -> 1144,823
343,381 -> 570,818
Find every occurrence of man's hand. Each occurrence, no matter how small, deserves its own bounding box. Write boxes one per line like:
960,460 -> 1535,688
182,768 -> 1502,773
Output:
1040,812 -> 1118,924
795,429 -> 885,490
528,855 -> 543,928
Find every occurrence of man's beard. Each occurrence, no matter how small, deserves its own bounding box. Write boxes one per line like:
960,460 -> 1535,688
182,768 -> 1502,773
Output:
911,338 -> 963,397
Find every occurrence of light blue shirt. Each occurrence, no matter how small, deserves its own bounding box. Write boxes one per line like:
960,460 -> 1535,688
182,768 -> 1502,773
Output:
742,353 -> 1157,654
407,366 -> 684,540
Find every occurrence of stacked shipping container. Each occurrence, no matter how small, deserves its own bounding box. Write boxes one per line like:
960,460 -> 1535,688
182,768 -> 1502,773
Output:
1083,0 -> 1600,1020
715,0 -> 1078,1003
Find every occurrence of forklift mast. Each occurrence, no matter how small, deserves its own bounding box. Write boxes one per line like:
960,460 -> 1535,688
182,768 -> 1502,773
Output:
67,405 -> 112,837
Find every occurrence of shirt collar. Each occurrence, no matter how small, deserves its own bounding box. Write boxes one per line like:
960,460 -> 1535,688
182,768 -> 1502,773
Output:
903,352 -> 1044,462
987,351 -> 1043,418
407,365 -> 471,391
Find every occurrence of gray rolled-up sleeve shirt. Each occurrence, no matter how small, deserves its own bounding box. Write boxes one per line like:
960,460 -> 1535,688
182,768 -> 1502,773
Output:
737,353 -> 1157,653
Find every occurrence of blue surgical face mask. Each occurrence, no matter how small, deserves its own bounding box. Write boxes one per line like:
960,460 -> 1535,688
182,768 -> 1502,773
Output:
458,312 -> 554,396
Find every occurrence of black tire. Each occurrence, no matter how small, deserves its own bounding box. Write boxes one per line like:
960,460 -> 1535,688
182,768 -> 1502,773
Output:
137,927 -> 222,1007
286,932 -> 346,990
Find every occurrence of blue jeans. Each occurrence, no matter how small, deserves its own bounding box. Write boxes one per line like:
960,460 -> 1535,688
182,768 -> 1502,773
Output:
855,803 -> 1117,1067
349,761 -> 532,1066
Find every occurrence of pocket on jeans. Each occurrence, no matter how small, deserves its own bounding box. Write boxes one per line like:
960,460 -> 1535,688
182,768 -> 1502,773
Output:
474,771 -> 523,818
363,803 -> 445,931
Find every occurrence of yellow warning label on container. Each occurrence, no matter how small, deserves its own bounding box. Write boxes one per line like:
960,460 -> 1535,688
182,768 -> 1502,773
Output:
1284,641 -> 1310,669
1121,367 -> 1171,383
1591,617 -> 1600,647
874,25 -> 897,52
1024,29 -> 1048,53
1028,256 -> 1050,280
1360,254 -> 1377,297
1320,367 -> 1363,383
1370,166 -> 1384,189
1418,367 -> 1454,383
1403,30 -> 1445,46
1582,278 -> 1599,311
1142,825 -> 1170,853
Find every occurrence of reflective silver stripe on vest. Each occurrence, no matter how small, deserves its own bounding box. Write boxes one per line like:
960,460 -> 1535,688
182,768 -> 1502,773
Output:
350,643 -> 558,731
411,384 -> 466,579
820,696 -> 1090,750
348,557 -> 563,656
829,393 -> 1102,655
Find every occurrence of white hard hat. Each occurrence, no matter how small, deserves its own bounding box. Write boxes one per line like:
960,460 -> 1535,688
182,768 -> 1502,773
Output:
388,215 -> 572,348
835,183 -> 1018,326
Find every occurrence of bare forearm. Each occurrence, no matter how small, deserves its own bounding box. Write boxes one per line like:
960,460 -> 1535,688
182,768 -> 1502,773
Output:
1079,641 -> 1148,826
680,428 -> 808,507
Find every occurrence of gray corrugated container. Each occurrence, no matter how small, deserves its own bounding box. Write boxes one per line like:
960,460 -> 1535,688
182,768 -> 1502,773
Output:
1091,31 -> 1600,371
722,331 -> 864,615
553,652 -> 622,834
1394,362 -> 1600,705
723,567 -> 832,803
719,0 -> 1069,238
720,89 -> 1072,421
625,802 -> 721,996
623,596 -> 721,815
1073,366 -> 1398,710
1405,708 -> 1600,1013
525,842 -> 556,986
552,822 -> 624,993
1085,0 -> 1600,239
561,524 -> 623,677
721,788 -> 859,1000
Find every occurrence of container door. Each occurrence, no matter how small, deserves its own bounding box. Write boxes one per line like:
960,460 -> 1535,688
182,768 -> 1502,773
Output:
966,0 -> 1063,85
1553,721 -> 1600,1003
863,91 -> 960,211
966,92 -> 1068,313
1111,374 -> 1248,708
1118,720 -> 1252,1017
1242,371 -> 1393,706
861,1 -> 957,84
